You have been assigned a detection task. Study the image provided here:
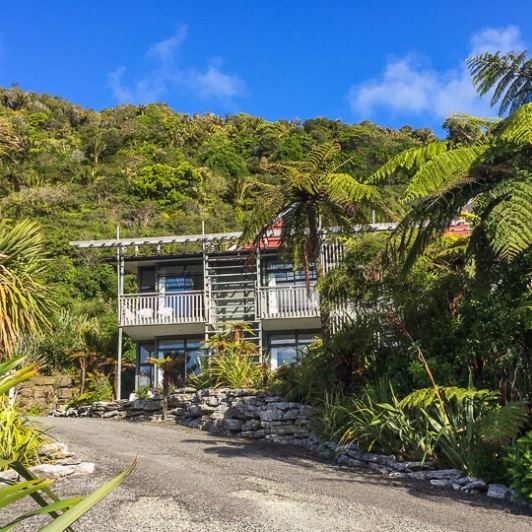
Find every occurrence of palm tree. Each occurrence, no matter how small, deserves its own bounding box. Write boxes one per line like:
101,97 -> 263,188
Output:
0,220 -> 51,360
240,142 -> 383,283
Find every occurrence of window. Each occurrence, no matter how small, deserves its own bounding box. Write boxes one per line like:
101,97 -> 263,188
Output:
263,261 -> 316,286
137,337 -> 204,389
267,331 -> 319,369
262,261 -> 318,315
155,337 -> 204,387
137,342 -> 155,388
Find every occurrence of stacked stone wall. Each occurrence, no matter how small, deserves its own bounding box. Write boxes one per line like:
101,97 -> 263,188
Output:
17,375 -> 76,415
54,388 -> 314,446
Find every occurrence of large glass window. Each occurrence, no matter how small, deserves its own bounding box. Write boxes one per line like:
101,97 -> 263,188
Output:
154,337 -> 204,388
137,338 -> 204,389
267,332 -> 319,369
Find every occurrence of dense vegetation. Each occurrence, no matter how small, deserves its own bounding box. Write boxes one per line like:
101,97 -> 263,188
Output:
2,48 -> 532,497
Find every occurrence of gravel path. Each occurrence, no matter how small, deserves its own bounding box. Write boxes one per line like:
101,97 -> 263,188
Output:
2,417 -> 531,531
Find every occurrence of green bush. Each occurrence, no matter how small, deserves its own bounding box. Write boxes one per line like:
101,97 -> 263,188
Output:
505,431 -> 532,501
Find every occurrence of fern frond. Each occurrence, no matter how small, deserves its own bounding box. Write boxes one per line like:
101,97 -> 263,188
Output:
486,178 -> 532,260
478,401 -> 527,446
368,142 -> 449,184
499,102 -> 532,144
305,142 -> 341,172
401,145 -> 488,203
399,386 -> 497,410
466,51 -> 532,115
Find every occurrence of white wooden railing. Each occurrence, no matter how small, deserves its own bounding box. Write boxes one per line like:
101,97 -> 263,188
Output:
258,286 -> 320,319
119,292 -> 204,326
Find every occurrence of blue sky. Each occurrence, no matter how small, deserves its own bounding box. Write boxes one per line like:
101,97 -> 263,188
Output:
1,1 -> 531,135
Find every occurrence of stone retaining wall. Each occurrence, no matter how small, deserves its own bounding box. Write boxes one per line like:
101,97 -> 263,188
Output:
53,388 -> 316,447
17,375 -> 76,415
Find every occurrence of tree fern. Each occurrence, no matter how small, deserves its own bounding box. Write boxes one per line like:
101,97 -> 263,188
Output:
466,51 -> 532,115
485,177 -> 532,260
400,145 -> 488,202
368,142 -> 449,184
399,386 -> 498,410
499,102 -> 532,144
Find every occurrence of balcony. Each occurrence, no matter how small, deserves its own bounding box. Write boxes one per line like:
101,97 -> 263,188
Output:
119,292 -> 205,327
258,286 -> 320,320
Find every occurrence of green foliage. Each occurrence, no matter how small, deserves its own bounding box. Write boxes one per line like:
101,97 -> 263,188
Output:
0,220 -> 52,359
134,384 -> 151,400
0,398 -> 48,468
330,382 -> 436,460
0,455 -> 137,531
194,323 -> 263,389
202,351 -> 263,389
132,162 -> 204,209
466,50 -> 532,115
0,357 -> 47,468
240,142 -> 384,282
25,406 -> 42,417
505,431 -> 532,500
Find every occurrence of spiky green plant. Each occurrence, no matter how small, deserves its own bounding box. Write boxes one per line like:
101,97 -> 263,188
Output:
0,398 -> 48,468
0,219 -> 52,360
199,323 -> 263,389
0,356 -> 138,531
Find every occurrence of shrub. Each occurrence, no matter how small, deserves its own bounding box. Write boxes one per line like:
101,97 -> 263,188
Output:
135,384 -> 152,399
505,431 -> 532,501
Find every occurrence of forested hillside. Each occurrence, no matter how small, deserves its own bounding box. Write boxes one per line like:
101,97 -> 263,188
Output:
0,85 -> 433,318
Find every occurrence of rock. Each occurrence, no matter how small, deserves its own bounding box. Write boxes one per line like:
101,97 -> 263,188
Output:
408,471 -> 428,480
222,418 -> 244,431
72,462 -> 95,475
38,442 -> 73,459
430,479 -> 451,487
461,480 -> 487,492
426,469 -> 463,480
0,469 -> 19,481
388,471 -> 409,479
242,419 -> 261,431
30,464 -> 76,479
487,484 -> 511,499
367,462 -> 391,474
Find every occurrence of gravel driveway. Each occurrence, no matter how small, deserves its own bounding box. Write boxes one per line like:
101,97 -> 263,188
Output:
2,417 -> 531,531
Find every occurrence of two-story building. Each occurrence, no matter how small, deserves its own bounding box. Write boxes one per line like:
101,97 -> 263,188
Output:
70,225 -> 395,393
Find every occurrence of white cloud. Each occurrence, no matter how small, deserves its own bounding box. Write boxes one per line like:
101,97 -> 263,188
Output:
107,26 -> 245,105
347,26 -> 526,123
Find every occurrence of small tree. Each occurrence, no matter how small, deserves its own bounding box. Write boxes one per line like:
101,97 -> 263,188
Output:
147,355 -> 185,420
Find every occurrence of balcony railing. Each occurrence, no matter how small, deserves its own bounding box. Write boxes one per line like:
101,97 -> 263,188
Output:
258,286 -> 319,319
119,292 -> 204,326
